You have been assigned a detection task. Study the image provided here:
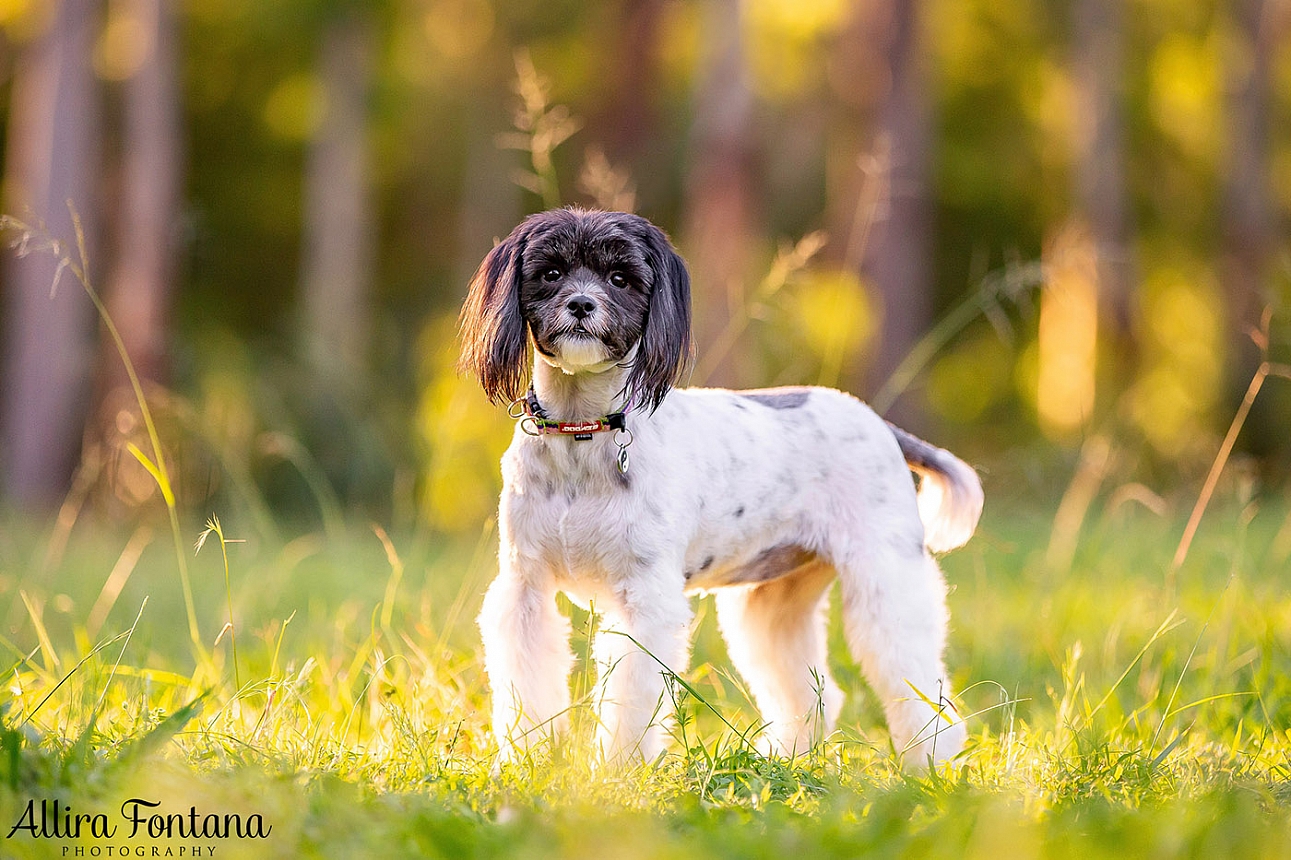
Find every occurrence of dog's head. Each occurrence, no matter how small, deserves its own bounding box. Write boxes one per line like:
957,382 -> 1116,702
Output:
458,208 -> 691,412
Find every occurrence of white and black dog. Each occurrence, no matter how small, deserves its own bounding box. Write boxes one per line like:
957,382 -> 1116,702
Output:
459,208 -> 982,767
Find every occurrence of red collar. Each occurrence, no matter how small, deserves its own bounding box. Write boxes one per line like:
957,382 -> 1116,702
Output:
516,390 -> 628,440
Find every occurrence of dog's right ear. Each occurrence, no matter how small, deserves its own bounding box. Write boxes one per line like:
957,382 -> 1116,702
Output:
457,230 -> 529,404
625,218 -> 692,413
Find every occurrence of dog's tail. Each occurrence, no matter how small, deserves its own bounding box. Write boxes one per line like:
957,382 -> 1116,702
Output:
886,422 -> 983,553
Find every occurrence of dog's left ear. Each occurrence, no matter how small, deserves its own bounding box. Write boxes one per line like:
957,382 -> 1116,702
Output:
625,218 -> 692,412
457,226 -> 530,405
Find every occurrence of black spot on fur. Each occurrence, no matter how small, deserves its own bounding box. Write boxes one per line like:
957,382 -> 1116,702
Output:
723,544 -> 817,585
741,387 -> 810,409
735,506 -> 745,518
886,420 -> 942,471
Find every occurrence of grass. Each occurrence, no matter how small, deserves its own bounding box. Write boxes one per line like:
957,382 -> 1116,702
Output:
0,466 -> 1290,858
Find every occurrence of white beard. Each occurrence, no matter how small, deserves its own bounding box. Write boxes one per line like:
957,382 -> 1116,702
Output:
547,335 -> 611,372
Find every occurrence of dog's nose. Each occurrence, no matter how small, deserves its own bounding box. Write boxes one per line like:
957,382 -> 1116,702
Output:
566,296 -> 597,319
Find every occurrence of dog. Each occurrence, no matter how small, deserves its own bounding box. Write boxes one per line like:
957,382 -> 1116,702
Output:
459,208 -> 983,767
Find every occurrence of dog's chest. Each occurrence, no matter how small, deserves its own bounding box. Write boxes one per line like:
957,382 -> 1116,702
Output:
503,440 -> 643,583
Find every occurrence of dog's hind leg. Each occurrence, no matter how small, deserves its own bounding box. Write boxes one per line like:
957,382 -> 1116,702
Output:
714,561 -> 843,757
478,571 -> 573,761
834,538 -> 965,767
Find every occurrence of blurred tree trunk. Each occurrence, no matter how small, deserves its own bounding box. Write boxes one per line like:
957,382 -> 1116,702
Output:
598,0 -> 664,171
1221,0 -> 1278,377
1032,0 -> 1133,438
299,11 -> 375,389
861,0 -> 934,425
1,0 -> 102,511
683,0 -> 757,388
1072,0 -> 1133,341
103,0 -> 183,399
93,0 -> 183,513
1220,0 -> 1284,456
456,106 -> 522,288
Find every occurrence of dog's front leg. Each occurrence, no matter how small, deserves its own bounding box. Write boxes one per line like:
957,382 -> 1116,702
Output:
593,582 -> 692,764
477,568 -> 573,762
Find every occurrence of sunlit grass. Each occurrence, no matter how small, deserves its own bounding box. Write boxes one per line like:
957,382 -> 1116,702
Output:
2,244 -> 1290,860
1,480 -> 1290,857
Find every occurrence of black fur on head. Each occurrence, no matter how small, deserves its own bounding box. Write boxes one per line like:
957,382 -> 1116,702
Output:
458,208 -> 692,412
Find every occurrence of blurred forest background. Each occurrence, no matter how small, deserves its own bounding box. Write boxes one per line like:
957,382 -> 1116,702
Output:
0,0 -> 1289,537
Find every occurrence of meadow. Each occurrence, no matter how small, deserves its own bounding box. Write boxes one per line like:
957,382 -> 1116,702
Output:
0,208 -> 1289,859
3,1 -> 1290,855
1,428 -> 1290,858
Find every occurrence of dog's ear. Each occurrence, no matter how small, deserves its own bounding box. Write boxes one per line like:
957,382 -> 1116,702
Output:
457,228 -> 530,404
625,219 -> 692,412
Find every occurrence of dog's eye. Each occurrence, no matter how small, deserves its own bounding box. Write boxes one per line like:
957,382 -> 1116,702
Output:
608,272 -> 629,289
541,268 -> 563,283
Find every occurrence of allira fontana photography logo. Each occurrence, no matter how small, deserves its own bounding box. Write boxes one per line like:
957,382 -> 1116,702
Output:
7,796 -> 272,855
